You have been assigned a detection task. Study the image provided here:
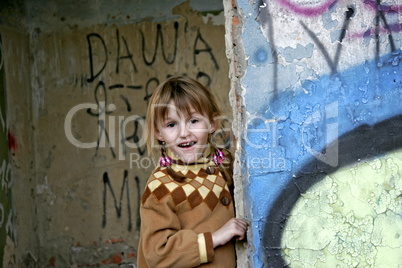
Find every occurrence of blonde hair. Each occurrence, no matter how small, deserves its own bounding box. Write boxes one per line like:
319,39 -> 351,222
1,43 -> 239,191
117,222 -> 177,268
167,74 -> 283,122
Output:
146,76 -> 221,154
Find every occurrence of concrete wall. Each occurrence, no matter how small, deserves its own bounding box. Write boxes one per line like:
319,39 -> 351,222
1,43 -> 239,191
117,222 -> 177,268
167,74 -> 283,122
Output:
3,0 -> 401,267
229,0 -> 401,267
0,26 -> 36,267
0,1 -> 231,267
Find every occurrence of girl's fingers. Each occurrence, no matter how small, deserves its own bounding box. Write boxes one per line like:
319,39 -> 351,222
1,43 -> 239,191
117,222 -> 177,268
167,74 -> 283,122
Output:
235,218 -> 248,229
236,234 -> 245,241
233,219 -> 247,240
235,232 -> 245,241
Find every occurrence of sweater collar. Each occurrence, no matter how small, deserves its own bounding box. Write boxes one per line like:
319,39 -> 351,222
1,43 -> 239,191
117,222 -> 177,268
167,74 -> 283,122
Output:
165,145 -> 216,177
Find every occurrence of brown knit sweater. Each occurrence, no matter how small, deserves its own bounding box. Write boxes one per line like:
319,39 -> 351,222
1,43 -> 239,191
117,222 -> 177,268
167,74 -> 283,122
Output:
137,155 -> 236,268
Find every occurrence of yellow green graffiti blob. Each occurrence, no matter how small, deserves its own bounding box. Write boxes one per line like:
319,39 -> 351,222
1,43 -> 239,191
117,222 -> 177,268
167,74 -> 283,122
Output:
282,150 -> 402,267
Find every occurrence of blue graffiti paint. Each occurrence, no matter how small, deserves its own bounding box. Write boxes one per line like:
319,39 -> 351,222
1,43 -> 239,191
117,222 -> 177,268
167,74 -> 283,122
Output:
255,47 -> 268,63
243,51 -> 402,267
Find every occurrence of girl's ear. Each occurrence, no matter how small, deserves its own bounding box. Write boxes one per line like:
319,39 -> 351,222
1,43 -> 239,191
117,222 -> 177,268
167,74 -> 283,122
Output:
155,129 -> 164,141
209,116 -> 218,133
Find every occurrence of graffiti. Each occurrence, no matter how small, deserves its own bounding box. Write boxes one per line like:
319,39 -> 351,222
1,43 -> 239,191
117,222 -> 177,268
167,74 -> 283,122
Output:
87,81 -> 117,158
0,160 -> 12,191
247,50 -> 402,265
134,176 -> 141,229
254,0 -> 401,105
257,0 -> 399,77
69,73 -> 89,89
194,29 -> 219,70
144,77 -> 158,106
123,118 -> 146,157
61,16 -> 227,239
299,6 -> 354,75
373,1 -> 397,63
72,21 -> 221,160
270,0 -> 402,17
120,95 -> 131,112
271,0 -> 336,17
356,0 -> 402,13
116,29 -> 139,73
86,33 -> 108,83
236,0 -> 402,267
103,171 -> 129,231
257,2 -> 279,97
140,22 -> 179,65
262,115 -> 402,266
0,33 -> 17,262
102,170 -> 143,231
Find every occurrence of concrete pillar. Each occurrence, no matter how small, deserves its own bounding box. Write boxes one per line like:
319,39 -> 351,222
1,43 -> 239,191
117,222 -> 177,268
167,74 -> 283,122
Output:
229,0 -> 402,267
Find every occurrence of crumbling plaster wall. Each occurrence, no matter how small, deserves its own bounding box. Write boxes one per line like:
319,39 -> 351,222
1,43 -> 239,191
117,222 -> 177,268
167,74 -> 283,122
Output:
229,0 -> 402,267
1,0 -> 233,267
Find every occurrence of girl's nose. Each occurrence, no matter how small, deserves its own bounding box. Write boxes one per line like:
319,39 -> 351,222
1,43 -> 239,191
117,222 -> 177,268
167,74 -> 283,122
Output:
179,122 -> 190,138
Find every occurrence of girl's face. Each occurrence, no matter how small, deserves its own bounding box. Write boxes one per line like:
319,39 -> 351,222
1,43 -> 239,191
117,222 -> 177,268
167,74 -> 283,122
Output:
155,100 -> 216,164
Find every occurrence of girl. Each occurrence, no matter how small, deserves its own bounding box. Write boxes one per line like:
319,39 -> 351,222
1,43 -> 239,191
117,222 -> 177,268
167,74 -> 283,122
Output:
137,76 -> 247,267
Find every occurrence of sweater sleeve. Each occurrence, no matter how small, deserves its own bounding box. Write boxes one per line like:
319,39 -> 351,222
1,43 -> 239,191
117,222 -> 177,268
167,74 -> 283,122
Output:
140,193 -> 214,267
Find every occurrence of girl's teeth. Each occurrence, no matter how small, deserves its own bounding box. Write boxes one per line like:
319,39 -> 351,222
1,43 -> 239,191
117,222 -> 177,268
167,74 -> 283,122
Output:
179,142 -> 195,147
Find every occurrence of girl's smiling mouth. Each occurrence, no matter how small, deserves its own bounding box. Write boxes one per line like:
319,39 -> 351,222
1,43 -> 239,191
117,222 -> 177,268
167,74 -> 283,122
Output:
178,141 -> 196,148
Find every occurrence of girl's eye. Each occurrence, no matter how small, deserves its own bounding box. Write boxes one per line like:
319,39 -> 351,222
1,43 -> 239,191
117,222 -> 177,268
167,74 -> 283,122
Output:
167,122 -> 176,128
189,118 -> 199,124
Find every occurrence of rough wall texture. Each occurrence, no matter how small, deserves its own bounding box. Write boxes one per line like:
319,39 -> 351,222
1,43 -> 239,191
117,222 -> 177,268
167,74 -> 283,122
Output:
3,0 -> 400,266
0,1 -> 231,267
232,0 -> 401,267
0,32 -> 14,267
0,26 -> 36,267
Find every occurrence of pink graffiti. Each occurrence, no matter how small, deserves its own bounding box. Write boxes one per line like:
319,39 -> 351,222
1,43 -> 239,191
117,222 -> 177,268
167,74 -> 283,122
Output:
362,0 -> 402,13
348,23 -> 402,40
272,0 -> 402,17
266,0 -> 402,42
272,0 -> 337,17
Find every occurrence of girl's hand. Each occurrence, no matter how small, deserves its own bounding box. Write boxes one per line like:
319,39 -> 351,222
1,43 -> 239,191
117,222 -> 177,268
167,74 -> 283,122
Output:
212,218 -> 248,248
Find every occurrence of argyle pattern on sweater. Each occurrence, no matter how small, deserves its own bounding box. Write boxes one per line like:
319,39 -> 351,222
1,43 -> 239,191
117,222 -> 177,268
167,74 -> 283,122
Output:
141,166 -> 231,211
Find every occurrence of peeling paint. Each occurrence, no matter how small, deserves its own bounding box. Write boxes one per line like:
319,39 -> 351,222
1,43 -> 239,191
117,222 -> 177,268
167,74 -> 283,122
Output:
201,11 -> 225,26
234,0 -> 402,267
36,176 -> 56,207
277,43 -> 314,63
282,151 -> 402,267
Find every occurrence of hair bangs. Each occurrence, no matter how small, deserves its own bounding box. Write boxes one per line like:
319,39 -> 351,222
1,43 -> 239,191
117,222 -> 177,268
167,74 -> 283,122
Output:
157,80 -> 209,123
171,86 -> 204,119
